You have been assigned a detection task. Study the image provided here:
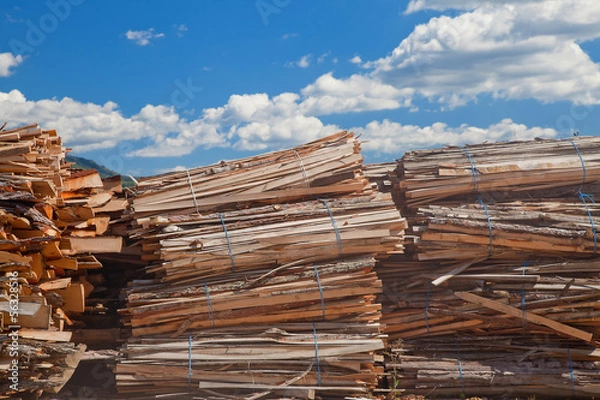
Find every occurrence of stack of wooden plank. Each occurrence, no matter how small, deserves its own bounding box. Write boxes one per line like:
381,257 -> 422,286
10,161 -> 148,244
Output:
0,124 -> 125,396
399,136 -> 600,207
131,193 -> 405,282
130,130 -> 367,217
118,132 -> 406,399
386,337 -> 600,398
377,136 -> 600,397
117,324 -> 384,399
0,335 -> 86,395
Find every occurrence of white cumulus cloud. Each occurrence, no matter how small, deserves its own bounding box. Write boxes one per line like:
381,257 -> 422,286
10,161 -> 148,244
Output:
357,118 -> 558,155
0,53 -> 23,77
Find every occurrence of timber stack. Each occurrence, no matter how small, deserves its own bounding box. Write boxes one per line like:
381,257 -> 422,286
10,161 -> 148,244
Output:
0,124 -> 124,397
378,136 -> 600,397
117,131 -> 407,399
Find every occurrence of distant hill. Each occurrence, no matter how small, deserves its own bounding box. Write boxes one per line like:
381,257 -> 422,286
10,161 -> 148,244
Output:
66,154 -> 137,187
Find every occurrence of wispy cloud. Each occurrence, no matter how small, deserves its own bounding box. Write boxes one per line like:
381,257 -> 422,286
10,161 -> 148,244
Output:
0,53 -> 24,77
174,24 -> 188,37
125,28 -> 165,46
317,51 -> 331,64
349,55 -> 362,64
155,165 -> 188,174
286,54 -> 311,68
281,33 -> 298,40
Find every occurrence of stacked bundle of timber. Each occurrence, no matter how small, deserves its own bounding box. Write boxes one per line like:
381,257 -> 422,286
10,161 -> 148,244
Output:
379,256 -> 600,341
117,324 -> 384,399
386,337 -> 600,398
130,192 -> 405,281
377,136 -> 600,397
129,130 -> 367,218
117,132 -> 407,399
398,136 -> 600,208
0,123 -> 125,397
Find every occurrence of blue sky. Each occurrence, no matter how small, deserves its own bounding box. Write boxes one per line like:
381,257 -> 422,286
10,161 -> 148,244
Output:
1,0 -> 600,176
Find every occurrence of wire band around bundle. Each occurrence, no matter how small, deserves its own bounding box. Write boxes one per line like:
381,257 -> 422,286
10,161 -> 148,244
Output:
477,195 -> 493,256
312,321 -> 322,387
186,169 -> 201,215
292,149 -> 311,191
218,213 -> 236,271
568,345 -> 575,393
313,264 -> 326,319
461,146 -> 479,192
578,191 -> 597,255
521,262 -> 529,329
456,338 -> 466,395
320,199 -> 343,257
570,140 -> 587,187
187,333 -> 193,390
204,281 -> 215,327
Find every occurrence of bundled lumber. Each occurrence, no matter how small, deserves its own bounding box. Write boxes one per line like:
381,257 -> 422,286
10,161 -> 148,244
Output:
0,124 -> 126,396
399,136 -> 600,207
0,335 -> 86,394
386,337 -> 600,397
130,131 -> 367,217
132,192 -> 405,283
117,257 -> 388,397
116,133 -> 406,399
379,256 -> 600,342
117,324 -> 384,399
121,256 -> 382,337
413,200 -> 600,260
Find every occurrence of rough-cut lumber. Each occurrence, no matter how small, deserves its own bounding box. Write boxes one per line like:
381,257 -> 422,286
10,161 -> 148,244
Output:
385,337 -> 600,397
130,131 -> 367,216
117,325 -> 384,399
121,256 -> 382,337
399,136 -> 600,206
0,123 -> 127,397
133,192 -> 405,283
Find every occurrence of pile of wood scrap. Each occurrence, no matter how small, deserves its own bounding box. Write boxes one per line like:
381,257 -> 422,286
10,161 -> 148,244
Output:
398,136 -> 600,207
386,337 -> 600,398
0,124 -> 125,397
130,130 -> 367,217
117,324 -> 384,399
118,132 -> 406,399
414,201 -> 600,260
0,334 -> 86,395
376,136 -> 600,398
122,256 -> 382,337
131,193 -> 405,282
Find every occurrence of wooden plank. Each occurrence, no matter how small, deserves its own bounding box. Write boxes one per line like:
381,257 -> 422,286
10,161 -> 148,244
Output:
455,291 -> 593,342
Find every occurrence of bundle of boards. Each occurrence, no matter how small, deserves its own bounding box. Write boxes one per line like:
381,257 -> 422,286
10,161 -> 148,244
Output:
378,136 -> 600,397
118,131 -> 406,399
0,124 -> 124,397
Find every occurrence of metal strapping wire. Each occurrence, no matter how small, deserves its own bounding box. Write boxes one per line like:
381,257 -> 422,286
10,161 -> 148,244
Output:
186,169 -> 201,215
521,262 -> 529,329
320,199 -> 343,257
312,321 -> 322,387
292,149 -> 311,190
218,213 -> 236,271
187,334 -> 193,390
578,190 -> 597,255
477,195 -> 493,256
456,338 -> 466,395
204,281 -> 215,327
461,146 -> 479,192
570,140 -> 587,187
313,264 -> 326,319
568,345 -> 575,393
